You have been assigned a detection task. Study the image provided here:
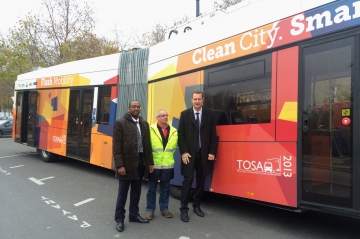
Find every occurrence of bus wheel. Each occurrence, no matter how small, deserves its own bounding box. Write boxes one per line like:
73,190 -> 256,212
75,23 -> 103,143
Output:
170,185 -> 182,200
38,149 -> 57,163
169,185 -> 194,200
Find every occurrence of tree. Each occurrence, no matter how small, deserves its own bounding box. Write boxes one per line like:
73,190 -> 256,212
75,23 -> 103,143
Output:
5,16 -> 46,70
0,33 -> 33,86
5,0 -> 119,67
31,0 -> 100,65
110,25 -> 136,51
57,33 -> 120,61
135,24 -> 167,47
0,36 -> 18,113
215,0 -> 243,9
170,15 -> 191,28
135,15 -> 190,47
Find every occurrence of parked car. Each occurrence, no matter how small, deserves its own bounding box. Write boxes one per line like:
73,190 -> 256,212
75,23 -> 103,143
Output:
0,120 -> 13,137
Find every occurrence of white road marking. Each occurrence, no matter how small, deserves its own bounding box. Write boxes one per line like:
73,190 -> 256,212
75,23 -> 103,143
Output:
29,176 -> 55,185
74,198 -> 95,207
9,165 -> 24,168
29,178 -> 45,185
39,176 -> 54,181
0,154 -> 33,159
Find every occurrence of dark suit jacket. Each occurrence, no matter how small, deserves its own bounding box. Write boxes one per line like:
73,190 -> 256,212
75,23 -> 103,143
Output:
178,107 -> 217,177
113,113 -> 154,180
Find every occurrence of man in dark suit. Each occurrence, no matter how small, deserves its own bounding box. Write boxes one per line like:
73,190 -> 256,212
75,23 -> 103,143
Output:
178,90 -> 217,222
113,100 -> 154,232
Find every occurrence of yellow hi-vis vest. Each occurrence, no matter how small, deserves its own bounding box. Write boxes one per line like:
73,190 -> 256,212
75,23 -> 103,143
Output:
149,123 -> 178,169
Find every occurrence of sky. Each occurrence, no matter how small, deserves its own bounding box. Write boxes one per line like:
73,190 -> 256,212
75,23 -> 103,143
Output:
0,0 -> 215,39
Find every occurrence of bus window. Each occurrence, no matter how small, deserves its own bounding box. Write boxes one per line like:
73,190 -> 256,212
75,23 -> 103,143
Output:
204,53 -> 272,125
96,86 -> 111,125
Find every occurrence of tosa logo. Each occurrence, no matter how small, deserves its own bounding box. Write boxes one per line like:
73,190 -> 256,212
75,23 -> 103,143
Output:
53,135 -> 67,144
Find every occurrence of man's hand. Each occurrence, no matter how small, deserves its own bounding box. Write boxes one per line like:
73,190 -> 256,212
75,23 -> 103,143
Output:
117,167 -> 126,176
149,165 -> 154,173
181,153 -> 191,164
208,154 -> 215,161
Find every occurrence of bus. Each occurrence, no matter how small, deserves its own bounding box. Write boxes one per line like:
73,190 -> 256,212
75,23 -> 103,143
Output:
13,0 -> 360,218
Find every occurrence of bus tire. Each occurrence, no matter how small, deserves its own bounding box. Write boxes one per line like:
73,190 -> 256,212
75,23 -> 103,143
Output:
170,185 -> 182,200
38,149 -> 57,163
169,185 -> 194,201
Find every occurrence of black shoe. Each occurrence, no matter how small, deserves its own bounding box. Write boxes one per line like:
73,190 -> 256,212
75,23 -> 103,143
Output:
129,215 -> 149,223
116,222 -> 124,232
193,207 -> 204,217
181,212 -> 189,222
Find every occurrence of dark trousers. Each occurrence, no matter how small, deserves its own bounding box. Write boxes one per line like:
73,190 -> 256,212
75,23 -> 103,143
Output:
115,154 -> 144,223
180,150 -> 206,212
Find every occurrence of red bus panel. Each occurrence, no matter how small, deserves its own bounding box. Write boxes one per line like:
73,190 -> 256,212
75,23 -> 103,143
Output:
276,47 -> 299,142
211,142 -> 297,207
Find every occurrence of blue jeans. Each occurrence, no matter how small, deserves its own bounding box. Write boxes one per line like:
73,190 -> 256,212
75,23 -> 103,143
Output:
146,179 -> 170,212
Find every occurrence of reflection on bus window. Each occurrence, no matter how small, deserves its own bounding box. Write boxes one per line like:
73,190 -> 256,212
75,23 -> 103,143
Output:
204,53 -> 272,125
97,86 -> 111,125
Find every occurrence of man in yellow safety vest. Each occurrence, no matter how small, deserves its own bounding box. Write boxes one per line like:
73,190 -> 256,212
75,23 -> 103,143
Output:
146,109 -> 178,220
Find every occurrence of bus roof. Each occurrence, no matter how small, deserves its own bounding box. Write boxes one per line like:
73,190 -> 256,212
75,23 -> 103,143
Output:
148,0 -> 336,66
16,53 -> 120,82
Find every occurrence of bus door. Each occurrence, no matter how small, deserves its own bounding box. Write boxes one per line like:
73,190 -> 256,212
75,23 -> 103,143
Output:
301,35 -> 357,211
14,91 -> 38,147
66,88 -> 93,160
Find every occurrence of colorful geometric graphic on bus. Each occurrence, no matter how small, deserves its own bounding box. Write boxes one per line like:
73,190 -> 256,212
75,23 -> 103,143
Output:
147,72 -> 201,125
275,47 -> 298,142
278,102 -> 297,122
51,97 -> 58,111
36,89 -> 70,157
149,62 -> 177,81
97,124 -> 114,136
41,100 -> 54,125
104,75 -> 119,85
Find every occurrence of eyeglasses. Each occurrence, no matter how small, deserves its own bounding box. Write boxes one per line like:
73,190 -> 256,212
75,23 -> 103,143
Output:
158,114 -> 169,117
130,105 -> 141,109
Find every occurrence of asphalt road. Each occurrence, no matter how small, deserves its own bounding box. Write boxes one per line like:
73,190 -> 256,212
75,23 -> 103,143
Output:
1,136 -> 360,239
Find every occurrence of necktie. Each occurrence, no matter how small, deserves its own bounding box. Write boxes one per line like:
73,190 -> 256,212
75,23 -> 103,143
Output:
196,112 -> 200,152
136,121 -> 143,152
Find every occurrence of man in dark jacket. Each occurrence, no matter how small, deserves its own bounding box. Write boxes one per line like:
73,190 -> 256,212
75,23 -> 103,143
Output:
113,100 -> 154,232
178,90 -> 217,222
